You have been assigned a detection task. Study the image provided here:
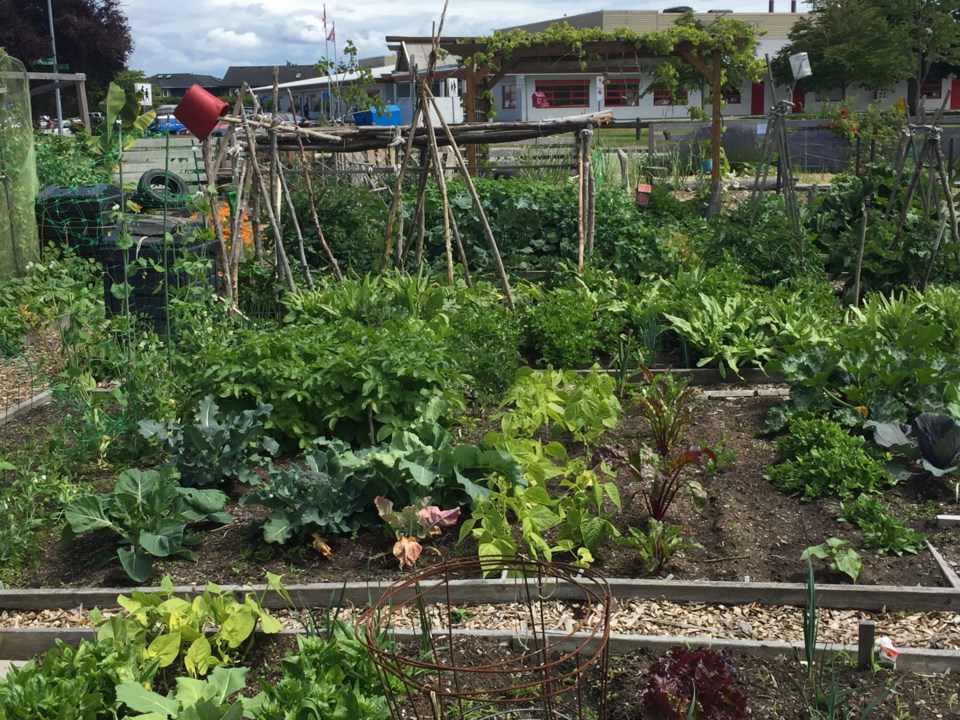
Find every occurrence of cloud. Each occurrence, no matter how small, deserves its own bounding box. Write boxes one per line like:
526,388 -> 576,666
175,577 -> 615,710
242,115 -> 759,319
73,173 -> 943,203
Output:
204,28 -> 263,50
125,0 -> 804,75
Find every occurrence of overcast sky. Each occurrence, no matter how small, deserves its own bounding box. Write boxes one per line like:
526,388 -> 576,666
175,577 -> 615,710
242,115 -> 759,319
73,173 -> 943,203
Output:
123,0 -> 804,77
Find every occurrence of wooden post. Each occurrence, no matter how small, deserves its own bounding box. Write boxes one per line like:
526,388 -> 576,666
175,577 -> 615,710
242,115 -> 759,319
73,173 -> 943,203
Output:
584,128 -> 596,257
577,131 -> 586,273
76,79 -> 90,132
708,50 -> 723,217
465,64 -> 479,174
617,148 -> 629,187
857,620 -> 876,670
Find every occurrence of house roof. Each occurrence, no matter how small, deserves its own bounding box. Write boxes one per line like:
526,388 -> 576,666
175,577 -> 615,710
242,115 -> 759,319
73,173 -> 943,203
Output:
221,65 -> 321,88
147,73 -> 221,88
251,65 -> 395,92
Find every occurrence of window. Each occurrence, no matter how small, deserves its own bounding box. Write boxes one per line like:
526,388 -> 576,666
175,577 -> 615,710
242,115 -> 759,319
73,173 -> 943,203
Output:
653,88 -> 688,106
874,89 -> 888,100
922,81 -> 942,99
723,89 -> 742,104
604,79 -> 640,106
534,79 -> 590,108
396,83 -> 412,98
501,83 -> 517,109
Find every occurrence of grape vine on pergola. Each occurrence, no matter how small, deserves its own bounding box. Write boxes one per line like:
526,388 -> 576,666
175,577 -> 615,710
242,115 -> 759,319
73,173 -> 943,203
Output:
387,20 -> 761,210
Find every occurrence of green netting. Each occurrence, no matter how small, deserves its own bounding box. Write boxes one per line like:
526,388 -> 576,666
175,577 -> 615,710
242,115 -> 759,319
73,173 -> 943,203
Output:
0,51 -> 39,280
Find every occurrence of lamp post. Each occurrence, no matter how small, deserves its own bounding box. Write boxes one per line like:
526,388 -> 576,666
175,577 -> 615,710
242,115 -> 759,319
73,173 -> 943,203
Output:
46,0 -> 64,135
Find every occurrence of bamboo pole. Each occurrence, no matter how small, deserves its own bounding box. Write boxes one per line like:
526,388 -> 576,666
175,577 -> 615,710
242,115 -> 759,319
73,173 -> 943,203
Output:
426,93 -> 514,309
285,88 -> 344,282
277,163 -> 315,290
201,139 -> 234,303
239,118 -> 297,292
421,95 -> 455,284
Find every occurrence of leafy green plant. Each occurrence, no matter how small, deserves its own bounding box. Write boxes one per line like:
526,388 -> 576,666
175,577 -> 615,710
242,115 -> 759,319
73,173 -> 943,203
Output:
94,575 -> 282,678
117,666 -> 251,719
838,496 -> 924,556
200,316 -> 468,447
249,622 -> 396,720
765,416 -> 895,501
663,290 -> 775,377
62,467 -> 231,582
497,366 -> 621,444
0,638 -> 159,720
242,443 -> 373,545
619,520 -> 699,575
769,289 -> 960,432
641,646 -> 749,719
139,395 -> 279,489
461,449 -> 620,570
244,425 -> 523,546
801,538 -> 862,582
374,496 -> 460,569
0,459 -> 79,584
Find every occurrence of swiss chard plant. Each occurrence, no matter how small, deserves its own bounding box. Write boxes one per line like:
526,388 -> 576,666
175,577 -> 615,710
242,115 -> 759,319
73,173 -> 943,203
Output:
374,496 -> 460,569
594,443 -> 714,523
139,395 -> 279,489
630,367 -> 702,457
641,646 -> 749,719
62,467 -> 231,583
619,520 -> 699,576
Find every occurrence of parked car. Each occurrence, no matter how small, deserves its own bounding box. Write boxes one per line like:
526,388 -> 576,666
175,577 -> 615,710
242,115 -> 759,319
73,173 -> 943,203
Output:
151,115 -> 186,134
37,116 -> 74,135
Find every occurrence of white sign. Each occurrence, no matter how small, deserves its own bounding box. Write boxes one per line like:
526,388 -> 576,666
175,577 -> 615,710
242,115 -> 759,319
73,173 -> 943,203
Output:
134,82 -> 152,107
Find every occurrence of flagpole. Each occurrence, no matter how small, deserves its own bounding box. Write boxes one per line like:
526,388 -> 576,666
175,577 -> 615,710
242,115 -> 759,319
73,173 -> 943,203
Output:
323,5 -> 330,121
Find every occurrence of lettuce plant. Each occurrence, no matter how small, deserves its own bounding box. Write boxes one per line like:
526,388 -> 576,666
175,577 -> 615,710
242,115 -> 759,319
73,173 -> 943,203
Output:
641,646 -> 749,719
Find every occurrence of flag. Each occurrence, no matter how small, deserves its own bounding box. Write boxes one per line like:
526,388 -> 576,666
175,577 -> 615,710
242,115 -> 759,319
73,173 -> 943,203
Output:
322,5 -> 327,30
327,24 -> 335,42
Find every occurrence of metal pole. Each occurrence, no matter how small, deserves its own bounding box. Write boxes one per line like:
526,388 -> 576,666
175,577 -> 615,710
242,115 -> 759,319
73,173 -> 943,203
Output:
46,0 -> 64,135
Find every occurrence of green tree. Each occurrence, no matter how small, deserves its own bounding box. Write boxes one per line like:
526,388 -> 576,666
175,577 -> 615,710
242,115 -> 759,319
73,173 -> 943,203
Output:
773,0 -> 910,99
0,0 -> 132,111
875,0 -> 960,113
315,40 -> 387,123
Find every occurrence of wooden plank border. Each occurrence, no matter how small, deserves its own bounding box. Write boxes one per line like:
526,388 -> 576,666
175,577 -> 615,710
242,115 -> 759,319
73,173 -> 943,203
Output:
1,626 -> 958,673
0,389 -> 53,428
2,577 -> 958,613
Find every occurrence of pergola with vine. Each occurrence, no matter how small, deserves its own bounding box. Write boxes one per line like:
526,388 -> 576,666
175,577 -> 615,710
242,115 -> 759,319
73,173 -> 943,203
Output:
388,19 -> 762,202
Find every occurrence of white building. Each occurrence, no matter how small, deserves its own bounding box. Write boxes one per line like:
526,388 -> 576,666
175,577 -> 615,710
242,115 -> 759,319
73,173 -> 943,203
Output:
485,9 -> 952,121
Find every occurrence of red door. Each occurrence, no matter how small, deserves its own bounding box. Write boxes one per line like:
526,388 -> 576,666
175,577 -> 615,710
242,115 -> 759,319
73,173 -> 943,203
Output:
952,79 -> 960,110
792,87 -> 805,112
751,82 -> 765,115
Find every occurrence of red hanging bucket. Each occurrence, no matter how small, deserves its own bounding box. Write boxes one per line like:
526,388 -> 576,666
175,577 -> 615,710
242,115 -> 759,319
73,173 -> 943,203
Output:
174,84 -> 229,139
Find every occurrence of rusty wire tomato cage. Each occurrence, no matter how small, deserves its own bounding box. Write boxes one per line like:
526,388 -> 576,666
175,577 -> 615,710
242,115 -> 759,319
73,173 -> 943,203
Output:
356,556 -> 612,720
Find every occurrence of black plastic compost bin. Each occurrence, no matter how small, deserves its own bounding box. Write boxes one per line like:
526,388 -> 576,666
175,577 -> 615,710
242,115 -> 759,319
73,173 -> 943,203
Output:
35,184 -> 124,256
99,215 -> 215,336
